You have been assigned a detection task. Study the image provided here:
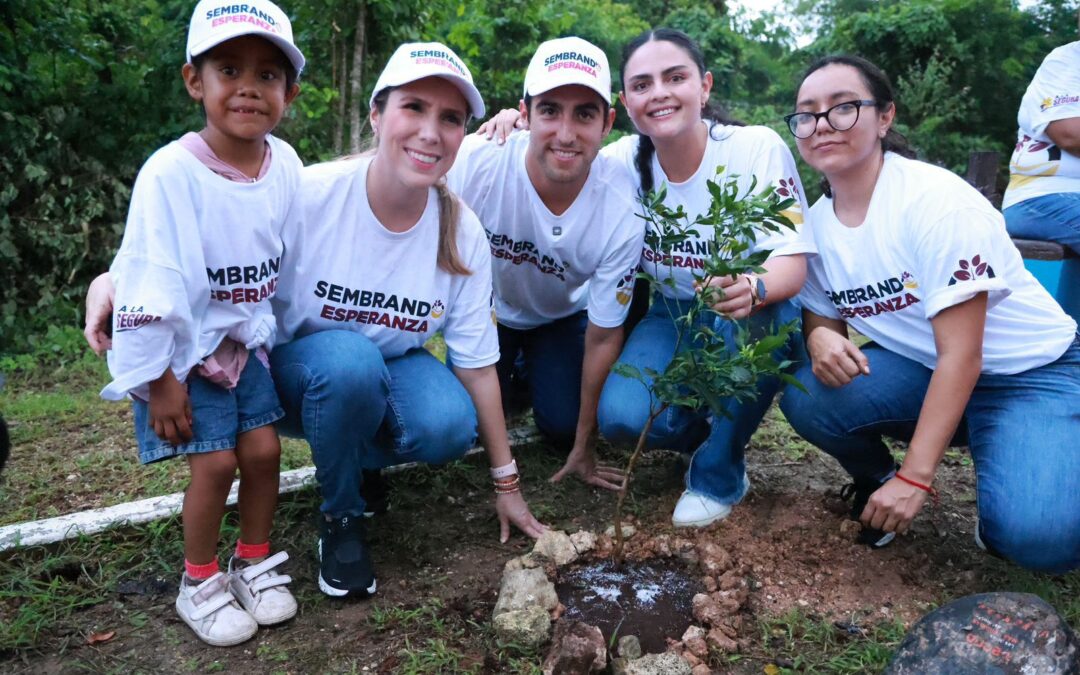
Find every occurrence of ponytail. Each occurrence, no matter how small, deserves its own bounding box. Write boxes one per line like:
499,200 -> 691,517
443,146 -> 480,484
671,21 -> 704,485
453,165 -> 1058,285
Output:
435,179 -> 471,275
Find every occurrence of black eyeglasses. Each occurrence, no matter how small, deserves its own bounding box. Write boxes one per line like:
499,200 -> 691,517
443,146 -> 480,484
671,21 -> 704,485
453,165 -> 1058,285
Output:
784,100 -> 877,139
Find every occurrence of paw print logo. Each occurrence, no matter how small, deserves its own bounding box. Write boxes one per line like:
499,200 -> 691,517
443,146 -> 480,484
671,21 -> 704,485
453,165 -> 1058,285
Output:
948,255 -> 995,286
901,271 -> 918,289
777,177 -> 800,199
431,300 -> 445,318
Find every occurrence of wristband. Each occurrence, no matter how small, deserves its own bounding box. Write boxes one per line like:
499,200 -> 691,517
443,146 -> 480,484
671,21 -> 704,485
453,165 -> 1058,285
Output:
895,472 -> 939,505
490,459 -> 518,480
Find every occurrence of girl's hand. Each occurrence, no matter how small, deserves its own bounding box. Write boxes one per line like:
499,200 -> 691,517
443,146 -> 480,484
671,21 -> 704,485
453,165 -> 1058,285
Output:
148,370 -> 193,446
806,326 -> 870,387
495,490 -> 547,542
695,274 -> 753,320
861,477 -> 929,535
475,108 -> 527,144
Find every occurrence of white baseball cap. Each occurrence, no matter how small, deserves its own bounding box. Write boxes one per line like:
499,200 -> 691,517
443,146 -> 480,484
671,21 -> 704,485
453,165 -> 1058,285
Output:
186,0 -> 306,75
523,37 -> 611,104
370,42 -> 485,119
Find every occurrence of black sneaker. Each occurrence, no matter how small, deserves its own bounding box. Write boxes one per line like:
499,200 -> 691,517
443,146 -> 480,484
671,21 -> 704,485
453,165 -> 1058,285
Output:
839,477 -> 897,549
318,515 -> 377,597
360,469 -> 390,518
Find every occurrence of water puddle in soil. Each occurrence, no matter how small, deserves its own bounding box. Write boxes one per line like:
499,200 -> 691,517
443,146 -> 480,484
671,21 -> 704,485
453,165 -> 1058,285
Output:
555,558 -> 703,653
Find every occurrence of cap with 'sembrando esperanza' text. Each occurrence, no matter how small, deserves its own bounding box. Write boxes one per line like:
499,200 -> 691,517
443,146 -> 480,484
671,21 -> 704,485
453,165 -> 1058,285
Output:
370,42 -> 485,119
523,37 -> 611,104
187,0 -> 306,74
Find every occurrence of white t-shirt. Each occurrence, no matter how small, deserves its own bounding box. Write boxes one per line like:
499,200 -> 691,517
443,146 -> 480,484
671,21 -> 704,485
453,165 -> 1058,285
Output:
1003,41 -> 1080,209
274,156 -> 499,369
800,153 -> 1076,375
102,135 -> 301,400
603,123 -> 815,300
447,132 -> 644,330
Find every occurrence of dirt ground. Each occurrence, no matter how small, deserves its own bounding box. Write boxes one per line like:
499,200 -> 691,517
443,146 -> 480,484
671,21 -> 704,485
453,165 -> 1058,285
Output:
1,407 -> 1071,674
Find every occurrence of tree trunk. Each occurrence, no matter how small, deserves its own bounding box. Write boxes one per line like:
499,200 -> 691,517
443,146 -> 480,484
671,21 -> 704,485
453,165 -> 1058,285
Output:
613,404 -> 667,566
332,23 -> 344,155
348,0 -> 367,153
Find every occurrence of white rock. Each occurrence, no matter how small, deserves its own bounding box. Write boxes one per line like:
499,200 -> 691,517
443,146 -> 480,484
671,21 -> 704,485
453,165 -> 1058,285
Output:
493,606 -> 551,648
494,567 -> 558,618
532,529 -> 579,566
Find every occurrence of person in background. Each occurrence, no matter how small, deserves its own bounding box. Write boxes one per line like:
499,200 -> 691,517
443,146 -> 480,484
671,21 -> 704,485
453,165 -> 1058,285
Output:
1003,19 -> 1080,256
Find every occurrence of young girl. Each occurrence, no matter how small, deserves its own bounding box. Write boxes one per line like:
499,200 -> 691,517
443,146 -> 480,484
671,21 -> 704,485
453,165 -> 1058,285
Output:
778,55 -> 1080,573
101,0 -> 303,646
596,29 -> 815,527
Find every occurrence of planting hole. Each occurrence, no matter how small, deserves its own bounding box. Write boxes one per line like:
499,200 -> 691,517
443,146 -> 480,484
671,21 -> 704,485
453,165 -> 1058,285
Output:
555,558 -> 702,653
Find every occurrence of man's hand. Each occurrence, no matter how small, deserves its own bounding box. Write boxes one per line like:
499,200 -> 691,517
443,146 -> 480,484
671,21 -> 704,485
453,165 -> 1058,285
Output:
806,326 -> 870,387
148,369 -> 193,446
550,438 -> 626,491
84,272 -> 116,356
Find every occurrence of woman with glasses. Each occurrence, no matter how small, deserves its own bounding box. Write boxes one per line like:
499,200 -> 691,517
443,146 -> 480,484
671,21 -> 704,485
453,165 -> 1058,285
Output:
778,55 -> 1080,573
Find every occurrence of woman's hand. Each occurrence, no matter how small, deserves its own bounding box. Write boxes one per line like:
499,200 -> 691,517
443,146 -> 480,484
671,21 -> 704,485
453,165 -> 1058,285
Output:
148,369 -> 193,446
805,325 -> 870,387
860,476 -> 929,535
550,440 -> 626,491
474,108 -> 527,144
695,274 -> 753,320
495,490 -> 547,543
84,272 -> 117,356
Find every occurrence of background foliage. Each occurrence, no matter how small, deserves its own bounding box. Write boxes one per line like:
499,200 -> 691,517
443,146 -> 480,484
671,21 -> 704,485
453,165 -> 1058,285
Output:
1,0 -> 1076,352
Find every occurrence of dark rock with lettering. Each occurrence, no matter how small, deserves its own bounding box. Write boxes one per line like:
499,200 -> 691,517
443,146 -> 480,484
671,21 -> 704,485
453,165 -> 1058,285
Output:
885,592 -> 1078,675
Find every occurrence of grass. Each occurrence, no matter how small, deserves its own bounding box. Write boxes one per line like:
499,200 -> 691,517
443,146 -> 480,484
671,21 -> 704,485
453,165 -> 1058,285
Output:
757,609 -> 908,674
2,325 -> 1079,672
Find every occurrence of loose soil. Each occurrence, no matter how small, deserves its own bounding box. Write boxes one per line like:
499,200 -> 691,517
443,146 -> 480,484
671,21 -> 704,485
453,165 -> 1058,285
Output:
2,407 -> 1077,673
556,558 -> 703,653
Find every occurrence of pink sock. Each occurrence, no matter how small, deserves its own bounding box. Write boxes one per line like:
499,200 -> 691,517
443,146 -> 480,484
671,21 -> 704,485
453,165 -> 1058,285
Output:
235,540 -> 270,559
184,558 -> 220,580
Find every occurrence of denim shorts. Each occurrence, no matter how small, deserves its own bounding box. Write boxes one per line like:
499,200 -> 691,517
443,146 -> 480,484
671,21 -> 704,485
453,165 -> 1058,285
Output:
133,352 -> 284,464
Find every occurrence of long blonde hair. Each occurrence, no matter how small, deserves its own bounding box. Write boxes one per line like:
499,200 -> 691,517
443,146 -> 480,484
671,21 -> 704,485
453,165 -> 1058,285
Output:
369,86 -> 471,275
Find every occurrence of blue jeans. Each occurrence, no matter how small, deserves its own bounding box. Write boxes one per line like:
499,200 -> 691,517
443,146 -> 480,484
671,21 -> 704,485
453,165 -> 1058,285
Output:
1004,192 -> 1080,256
497,311 -> 588,445
133,351 -> 284,464
780,336 -> 1080,574
598,296 -> 800,505
270,330 -> 478,518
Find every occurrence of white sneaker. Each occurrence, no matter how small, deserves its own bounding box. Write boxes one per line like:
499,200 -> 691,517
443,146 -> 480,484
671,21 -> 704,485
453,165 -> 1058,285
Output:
175,572 -> 258,647
229,551 -> 298,626
672,490 -> 733,527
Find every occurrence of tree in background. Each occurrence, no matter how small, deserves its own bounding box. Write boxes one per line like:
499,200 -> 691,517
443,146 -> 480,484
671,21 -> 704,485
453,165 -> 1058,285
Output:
1,0 -> 1077,354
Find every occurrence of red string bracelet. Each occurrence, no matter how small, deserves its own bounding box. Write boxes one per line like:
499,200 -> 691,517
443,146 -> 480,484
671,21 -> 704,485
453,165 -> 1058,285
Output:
896,473 -> 940,505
